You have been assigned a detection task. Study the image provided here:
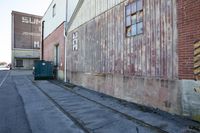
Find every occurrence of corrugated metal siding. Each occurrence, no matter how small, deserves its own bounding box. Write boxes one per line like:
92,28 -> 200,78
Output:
66,0 -> 178,79
69,0 -> 125,32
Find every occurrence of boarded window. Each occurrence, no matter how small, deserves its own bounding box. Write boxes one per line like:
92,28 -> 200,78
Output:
125,0 -> 143,37
16,60 -> 23,67
194,41 -> 200,80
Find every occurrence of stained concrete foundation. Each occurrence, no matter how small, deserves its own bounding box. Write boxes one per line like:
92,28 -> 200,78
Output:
67,71 -> 200,122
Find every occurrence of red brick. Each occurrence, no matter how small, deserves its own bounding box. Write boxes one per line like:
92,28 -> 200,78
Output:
43,23 -> 65,71
177,0 -> 200,80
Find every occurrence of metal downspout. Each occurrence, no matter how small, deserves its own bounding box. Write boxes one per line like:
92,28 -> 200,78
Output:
41,21 -> 45,60
64,0 -> 68,82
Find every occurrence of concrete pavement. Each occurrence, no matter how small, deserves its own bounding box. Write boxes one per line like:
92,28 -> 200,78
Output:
12,71 -> 85,133
0,70 -> 32,133
0,70 -> 200,133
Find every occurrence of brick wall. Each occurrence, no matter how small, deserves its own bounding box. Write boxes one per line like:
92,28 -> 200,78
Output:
177,0 -> 200,79
43,22 -> 65,71
13,12 -> 41,49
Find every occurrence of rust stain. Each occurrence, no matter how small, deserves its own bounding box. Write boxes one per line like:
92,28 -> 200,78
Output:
66,0 -> 177,80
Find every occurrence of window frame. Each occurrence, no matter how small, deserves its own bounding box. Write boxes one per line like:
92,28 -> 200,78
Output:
54,44 -> 59,66
52,4 -> 56,17
125,0 -> 144,37
16,59 -> 23,67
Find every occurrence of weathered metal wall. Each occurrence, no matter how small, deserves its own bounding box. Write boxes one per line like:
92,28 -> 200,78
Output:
67,0 -> 178,79
65,0 -> 200,121
69,0 -> 125,32
65,0 -> 182,116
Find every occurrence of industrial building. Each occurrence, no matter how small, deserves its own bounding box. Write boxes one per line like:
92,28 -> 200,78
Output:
11,11 -> 42,69
64,0 -> 200,122
41,0 -> 200,122
42,0 -> 79,80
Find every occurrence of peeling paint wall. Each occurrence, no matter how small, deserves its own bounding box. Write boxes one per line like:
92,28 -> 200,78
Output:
65,0 -> 200,121
66,0 -> 179,114
67,0 -> 178,79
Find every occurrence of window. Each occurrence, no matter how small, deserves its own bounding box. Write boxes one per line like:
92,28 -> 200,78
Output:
125,0 -> 143,37
54,45 -> 59,66
72,32 -> 78,51
52,4 -> 56,17
16,60 -> 23,67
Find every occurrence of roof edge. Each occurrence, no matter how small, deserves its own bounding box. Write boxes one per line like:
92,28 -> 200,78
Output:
66,0 -> 84,32
11,10 -> 42,18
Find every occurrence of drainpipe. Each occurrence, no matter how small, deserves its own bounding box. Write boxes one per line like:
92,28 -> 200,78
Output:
64,0 -> 68,82
41,20 -> 45,60
64,0 -> 84,82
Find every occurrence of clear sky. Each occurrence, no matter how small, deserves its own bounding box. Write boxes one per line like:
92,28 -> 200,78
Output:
0,0 -> 52,63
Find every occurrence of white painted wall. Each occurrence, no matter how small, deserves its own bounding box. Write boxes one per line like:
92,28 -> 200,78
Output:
42,0 -> 66,38
42,0 -> 79,38
69,0 -> 124,32
67,0 -> 79,21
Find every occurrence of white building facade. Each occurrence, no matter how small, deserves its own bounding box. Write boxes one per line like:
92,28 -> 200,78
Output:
42,0 -> 79,80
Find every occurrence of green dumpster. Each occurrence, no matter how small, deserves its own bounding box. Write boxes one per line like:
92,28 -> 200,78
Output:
33,60 -> 54,80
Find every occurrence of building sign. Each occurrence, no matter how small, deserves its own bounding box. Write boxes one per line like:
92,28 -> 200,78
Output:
33,41 -> 40,49
22,32 -> 41,36
13,12 -> 41,49
194,41 -> 200,79
72,32 -> 78,51
22,16 -> 41,25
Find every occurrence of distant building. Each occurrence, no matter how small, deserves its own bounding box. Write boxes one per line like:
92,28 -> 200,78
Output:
42,0 -> 79,80
11,11 -> 42,69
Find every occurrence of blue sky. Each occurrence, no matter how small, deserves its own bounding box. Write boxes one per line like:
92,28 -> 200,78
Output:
0,0 -> 52,63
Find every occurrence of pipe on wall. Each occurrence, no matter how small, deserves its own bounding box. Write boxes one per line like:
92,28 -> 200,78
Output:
64,0 -> 68,82
41,20 -> 45,60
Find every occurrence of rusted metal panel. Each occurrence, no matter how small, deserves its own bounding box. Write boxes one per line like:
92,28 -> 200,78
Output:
66,0 -> 178,79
